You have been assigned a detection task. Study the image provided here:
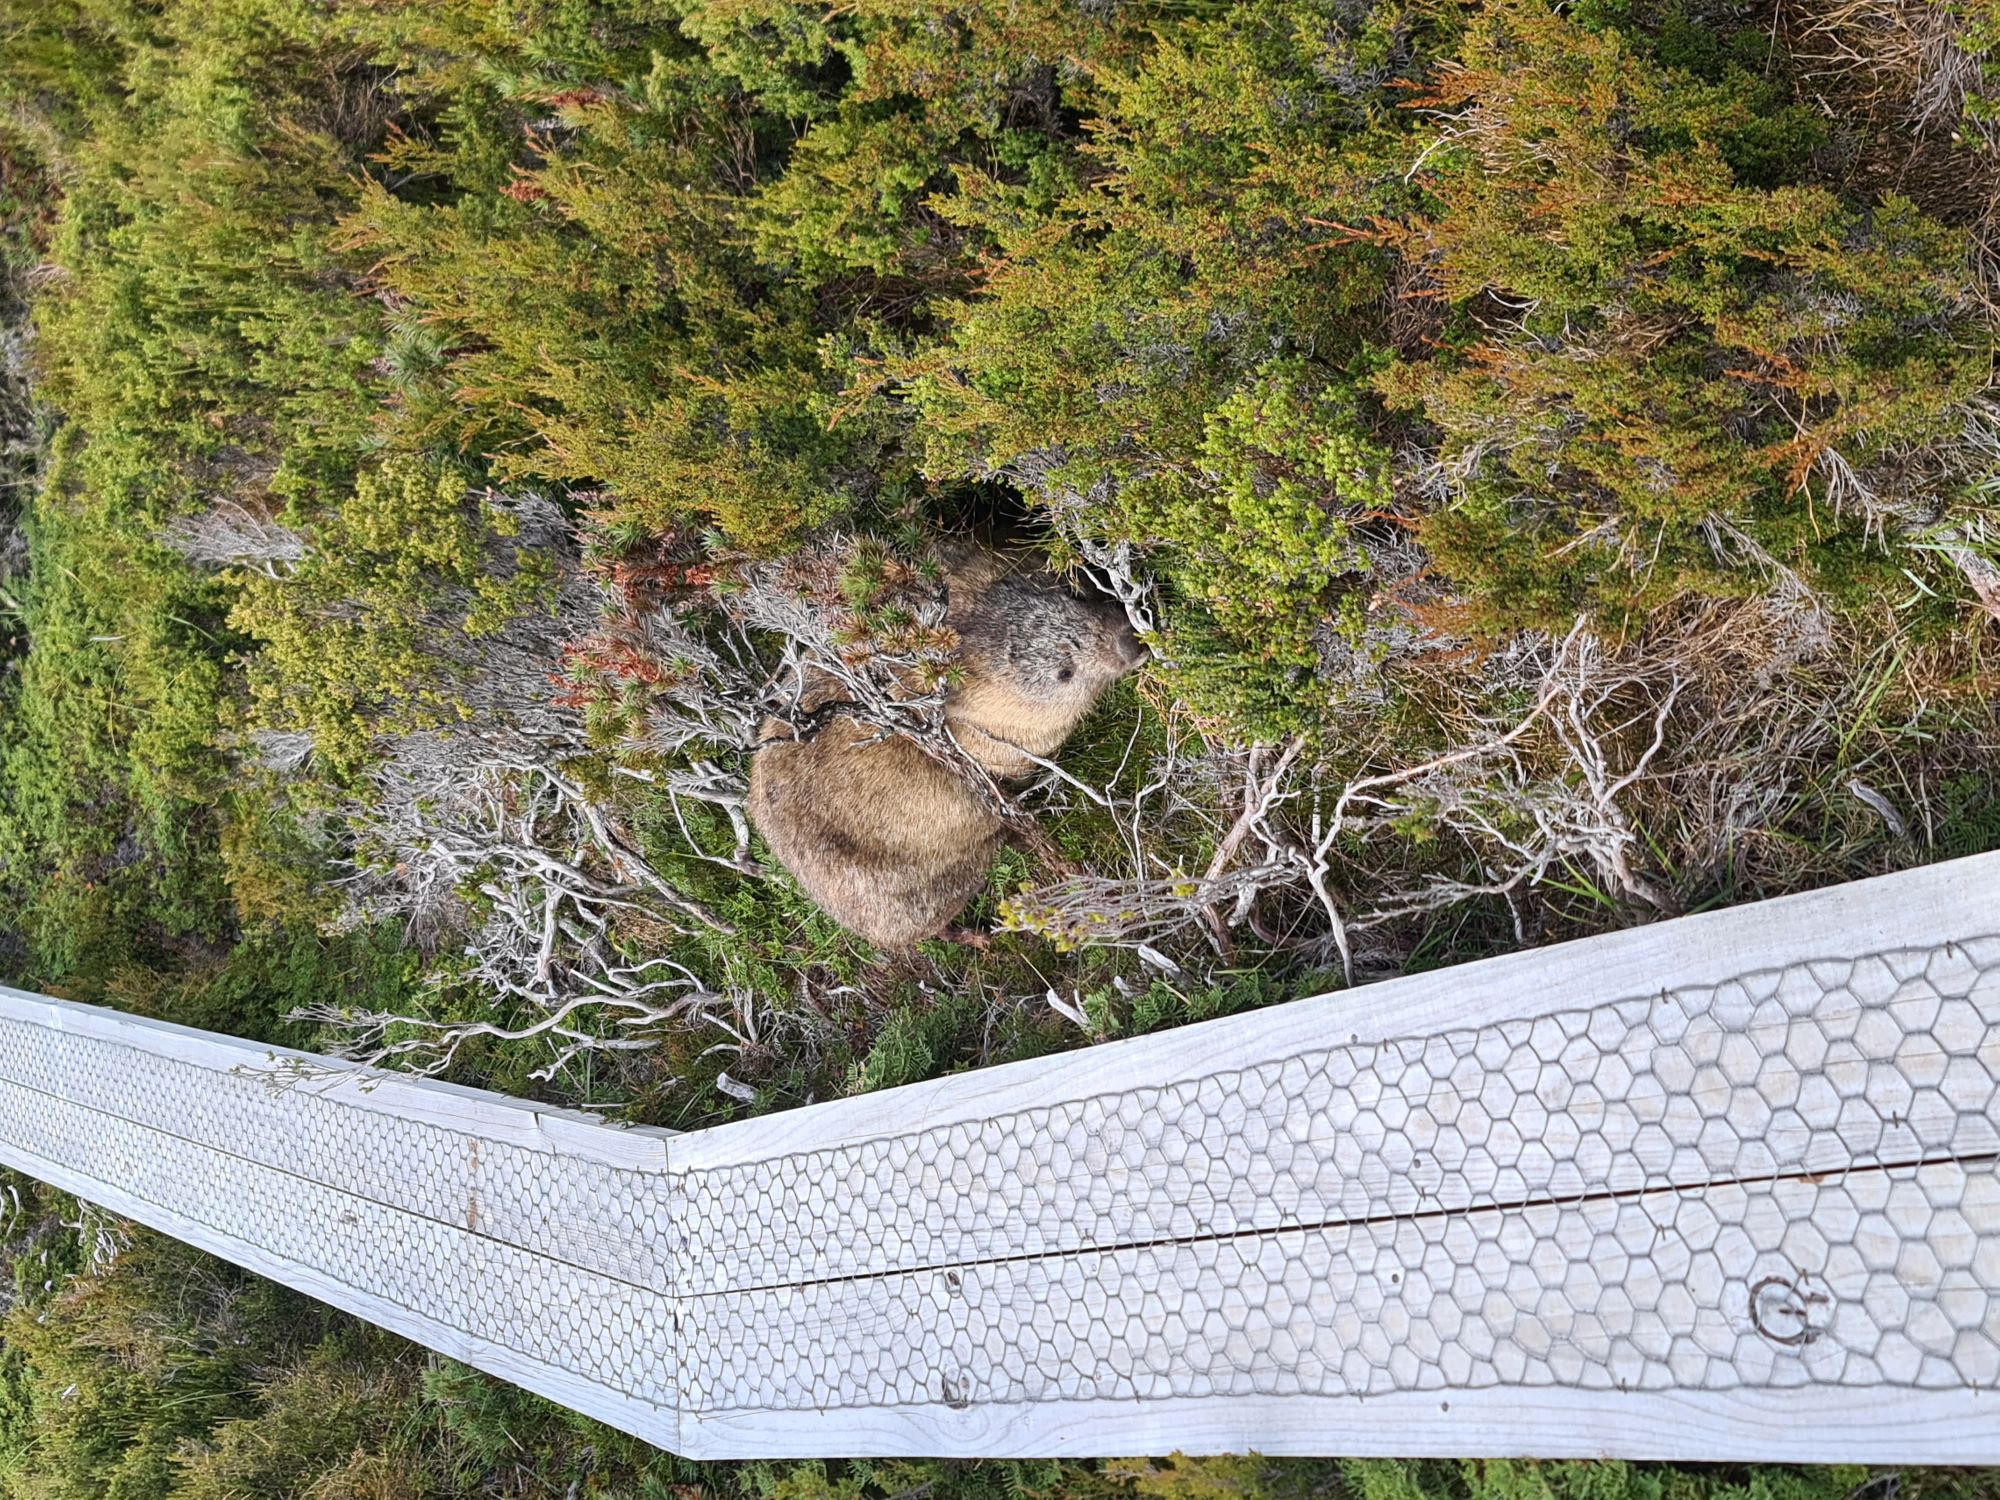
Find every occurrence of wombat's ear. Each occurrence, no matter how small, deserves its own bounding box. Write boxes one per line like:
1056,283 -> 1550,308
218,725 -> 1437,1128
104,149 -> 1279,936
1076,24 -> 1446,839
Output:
935,538 -> 1013,593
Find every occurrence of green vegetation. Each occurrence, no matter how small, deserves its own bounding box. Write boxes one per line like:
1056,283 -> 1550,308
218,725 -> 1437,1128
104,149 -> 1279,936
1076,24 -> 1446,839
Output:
0,0 -> 1997,1490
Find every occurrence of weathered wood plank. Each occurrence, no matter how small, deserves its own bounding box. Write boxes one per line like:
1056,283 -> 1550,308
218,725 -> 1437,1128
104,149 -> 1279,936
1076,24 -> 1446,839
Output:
0,999 -> 682,1288
0,1068 -> 689,1451
677,1385 -> 2000,1463
670,936 -> 1999,1296
671,852 -> 1998,1173
667,854 -> 1999,1300
678,1164 -> 2000,1418
0,852 -> 1991,1462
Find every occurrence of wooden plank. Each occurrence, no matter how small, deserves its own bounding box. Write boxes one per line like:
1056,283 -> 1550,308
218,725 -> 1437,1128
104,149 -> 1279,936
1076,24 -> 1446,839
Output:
676,1385 -> 2000,1463
0,984 -> 676,1169
0,1069 -> 690,1453
671,852 -> 1999,1173
674,1163 -> 2000,1433
0,1005 -> 682,1288
677,1162 -> 2000,1460
0,852 -> 1991,1461
671,933 -> 2000,1295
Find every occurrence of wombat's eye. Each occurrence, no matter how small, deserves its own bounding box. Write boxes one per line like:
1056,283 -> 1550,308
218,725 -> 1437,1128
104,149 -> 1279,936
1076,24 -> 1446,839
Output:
1057,666 -> 1075,683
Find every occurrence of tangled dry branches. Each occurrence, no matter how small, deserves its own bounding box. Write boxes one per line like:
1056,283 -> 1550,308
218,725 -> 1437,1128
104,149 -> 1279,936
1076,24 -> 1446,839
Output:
306,737 -> 738,1078
1001,622 -> 1698,979
158,499 -> 308,578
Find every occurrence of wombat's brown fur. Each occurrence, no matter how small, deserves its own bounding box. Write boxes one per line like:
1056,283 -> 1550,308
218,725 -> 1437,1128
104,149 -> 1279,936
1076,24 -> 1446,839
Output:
747,547 -> 1147,949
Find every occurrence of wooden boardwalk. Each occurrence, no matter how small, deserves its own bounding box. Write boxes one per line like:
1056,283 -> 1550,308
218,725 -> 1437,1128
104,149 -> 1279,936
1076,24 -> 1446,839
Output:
0,854 -> 1995,1460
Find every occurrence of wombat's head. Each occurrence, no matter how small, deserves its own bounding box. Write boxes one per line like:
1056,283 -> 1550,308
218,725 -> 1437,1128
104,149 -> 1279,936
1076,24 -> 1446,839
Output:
944,563 -> 1150,775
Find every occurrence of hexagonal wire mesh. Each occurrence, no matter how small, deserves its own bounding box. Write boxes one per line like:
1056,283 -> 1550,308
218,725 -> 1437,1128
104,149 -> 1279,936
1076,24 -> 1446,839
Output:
0,859 -> 1992,1458
673,939 -> 2000,1413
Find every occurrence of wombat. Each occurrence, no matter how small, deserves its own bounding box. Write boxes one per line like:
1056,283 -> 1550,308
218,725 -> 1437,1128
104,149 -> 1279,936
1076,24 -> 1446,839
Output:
747,547 -> 1148,949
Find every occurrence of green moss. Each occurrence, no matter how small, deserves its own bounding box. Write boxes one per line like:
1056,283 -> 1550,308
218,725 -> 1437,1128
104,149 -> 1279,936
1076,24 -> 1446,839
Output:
230,457 -> 556,773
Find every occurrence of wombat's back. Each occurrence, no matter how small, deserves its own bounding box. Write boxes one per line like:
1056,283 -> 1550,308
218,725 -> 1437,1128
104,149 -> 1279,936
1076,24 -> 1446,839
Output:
746,716 -> 1004,949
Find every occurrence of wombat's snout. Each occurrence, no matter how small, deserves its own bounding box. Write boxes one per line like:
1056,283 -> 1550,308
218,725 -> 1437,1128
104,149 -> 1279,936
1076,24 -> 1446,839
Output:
1113,622 -> 1150,674
1088,595 -> 1149,677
